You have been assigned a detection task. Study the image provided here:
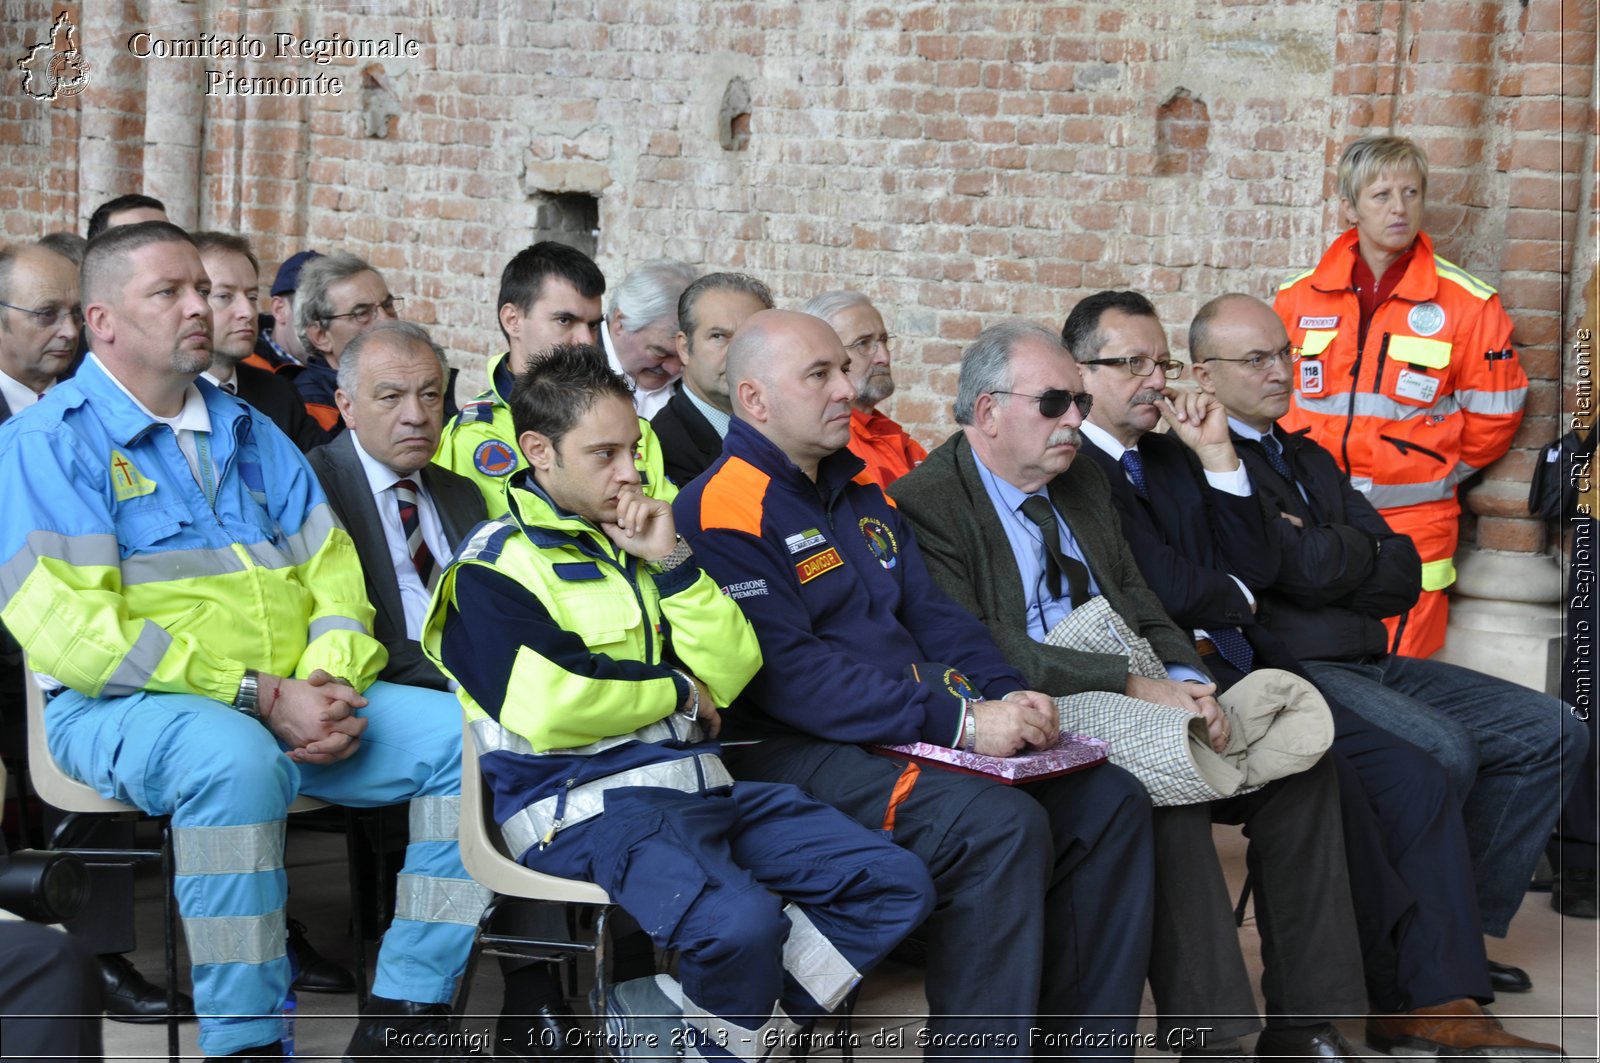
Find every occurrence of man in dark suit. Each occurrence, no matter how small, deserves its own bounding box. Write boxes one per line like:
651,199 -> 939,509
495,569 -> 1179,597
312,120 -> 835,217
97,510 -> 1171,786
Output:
1071,290 -> 1562,1058
193,232 -> 330,452
651,271 -> 772,486
890,320 -> 1368,1063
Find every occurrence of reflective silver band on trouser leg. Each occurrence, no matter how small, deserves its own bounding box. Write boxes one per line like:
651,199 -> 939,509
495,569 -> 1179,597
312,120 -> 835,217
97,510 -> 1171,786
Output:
174,821 -> 287,876
409,795 -> 460,844
184,909 -> 289,967
684,998 -> 802,1063
779,904 -> 861,1013
394,873 -> 492,926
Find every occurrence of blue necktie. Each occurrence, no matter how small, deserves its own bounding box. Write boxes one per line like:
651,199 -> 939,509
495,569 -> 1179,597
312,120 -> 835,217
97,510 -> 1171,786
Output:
1209,627 -> 1256,675
1261,433 -> 1294,483
1120,449 -> 1148,497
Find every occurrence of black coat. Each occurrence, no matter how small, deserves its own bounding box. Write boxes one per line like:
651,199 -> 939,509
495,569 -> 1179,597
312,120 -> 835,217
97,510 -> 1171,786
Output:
650,384 -> 725,488
233,363 -> 332,453
1232,426 -> 1421,662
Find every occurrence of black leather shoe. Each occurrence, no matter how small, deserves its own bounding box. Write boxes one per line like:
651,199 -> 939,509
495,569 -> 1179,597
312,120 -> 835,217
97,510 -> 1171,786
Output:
1253,1022 -> 1359,1062
344,995 -> 457,1061
287,916 -> 357,994
1488,959 -> 1533,993
1553,868 -> 1599,918
496,1002 -> 585,1059
99,953 -> 195,1024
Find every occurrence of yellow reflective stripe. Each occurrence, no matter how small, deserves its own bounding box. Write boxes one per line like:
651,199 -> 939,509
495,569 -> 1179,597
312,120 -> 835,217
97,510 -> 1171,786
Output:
0,531 -> 120,599
1278,268 -> 1315,292
102,622 -> 175,695
174,822 -> 285,876
1455,387 -> 1526,416
1388,335 -> 1452,370
183,909 -> 286,967
393,873 -> 491,926
1300,329 -> 1338,356
1421,558 -> 1457,592
781,903 -> 862,1012
1433,255 -> 1497,300
408,796 -> 460,845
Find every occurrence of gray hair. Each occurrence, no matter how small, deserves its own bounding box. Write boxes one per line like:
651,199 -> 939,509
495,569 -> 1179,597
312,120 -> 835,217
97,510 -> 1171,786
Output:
678,272 -> 774,340
335,319 -> 449,395
954,320 -> 1062,425
797,289 -> 873,329
294,250 -> 378,355
1337,135 -> 1429,207
608,259 -> 697,332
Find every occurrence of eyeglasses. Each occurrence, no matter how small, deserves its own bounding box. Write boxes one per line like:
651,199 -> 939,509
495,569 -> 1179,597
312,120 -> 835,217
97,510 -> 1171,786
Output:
843,334 -> 892,358
324,295 -> 403,326
0,301 -> 82,328
1078,355 -> 1183,379
1201,344 -> 1301,371
991,389 -> 1094,419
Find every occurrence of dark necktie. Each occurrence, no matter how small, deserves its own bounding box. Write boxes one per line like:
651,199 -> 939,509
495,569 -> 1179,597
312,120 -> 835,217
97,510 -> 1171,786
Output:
394,478 -> 436,587
1120,449 -> 1148,498
1208,627 -> 1256,675
1261,432 -> 1295,483
1019,495 -> 1091,606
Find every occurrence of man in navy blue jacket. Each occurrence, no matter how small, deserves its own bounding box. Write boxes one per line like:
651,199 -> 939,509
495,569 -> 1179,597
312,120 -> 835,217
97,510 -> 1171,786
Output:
674,309 -> 1155,1061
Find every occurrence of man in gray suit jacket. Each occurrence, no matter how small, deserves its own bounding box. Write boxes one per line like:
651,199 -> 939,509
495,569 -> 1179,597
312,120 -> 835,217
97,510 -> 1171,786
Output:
890,321 -> 1367,1063
308,320 -> 485,690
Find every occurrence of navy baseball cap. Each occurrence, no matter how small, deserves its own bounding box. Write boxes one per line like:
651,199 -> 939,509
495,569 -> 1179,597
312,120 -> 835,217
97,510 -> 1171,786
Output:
271,250 -> 321,297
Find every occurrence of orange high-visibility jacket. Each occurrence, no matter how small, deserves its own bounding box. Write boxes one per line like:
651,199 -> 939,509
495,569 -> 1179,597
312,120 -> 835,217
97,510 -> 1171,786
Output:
1275,229 -> 1527,579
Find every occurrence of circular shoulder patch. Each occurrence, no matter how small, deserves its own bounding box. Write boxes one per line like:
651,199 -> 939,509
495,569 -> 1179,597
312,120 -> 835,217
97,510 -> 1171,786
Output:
473,439 -> 518,477
859,516 -> 899,570
1407,301 -> 1446,337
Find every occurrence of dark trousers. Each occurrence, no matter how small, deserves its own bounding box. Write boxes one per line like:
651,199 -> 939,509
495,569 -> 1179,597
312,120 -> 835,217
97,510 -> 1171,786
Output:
0,921 -> 104,1062
1151,756 -> 1368,1042
724,738 -> 1154,1061
1207,652 -> 1490,1011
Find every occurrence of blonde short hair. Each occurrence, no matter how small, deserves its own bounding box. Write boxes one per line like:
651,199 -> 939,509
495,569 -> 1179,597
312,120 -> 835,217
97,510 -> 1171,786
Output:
1337,135 -> 1429,206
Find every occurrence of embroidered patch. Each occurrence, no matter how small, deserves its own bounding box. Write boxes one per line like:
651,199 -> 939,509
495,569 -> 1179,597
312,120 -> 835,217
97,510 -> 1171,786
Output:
1394,368 -> 1440,405
1299,359 -> 1324,397
942,667 -> 979,701
784,528 -> 827,555
859,516 -> 899,570
473,439 -> 518,477
722,579 -> 769,600
1407,302 -> 1446,337
796,547 -> 844,584
109,449 -> 157,500
1298,315 -> 1339,330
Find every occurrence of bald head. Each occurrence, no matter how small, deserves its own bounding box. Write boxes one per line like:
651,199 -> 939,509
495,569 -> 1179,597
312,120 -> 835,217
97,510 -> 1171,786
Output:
725,309 -> 844,403
1188,293 -> 1295,433
1188,293 -> 1273,364
726,309 -> 856,480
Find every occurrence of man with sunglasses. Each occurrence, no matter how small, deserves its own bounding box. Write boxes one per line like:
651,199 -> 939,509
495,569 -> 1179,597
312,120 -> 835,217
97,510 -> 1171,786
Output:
676,309 -> 1156,1060
288,251 -> 406,435
799,290 -> 927,489
1071,290 -> 1565,1059
1191,293 -> 1582,1007
891,319 -> 1372,1063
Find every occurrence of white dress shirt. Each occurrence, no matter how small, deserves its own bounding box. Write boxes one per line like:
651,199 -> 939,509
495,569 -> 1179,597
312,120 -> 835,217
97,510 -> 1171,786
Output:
602,320 -> 675,420
350,432 -> 452,641
0,369 -> 42,416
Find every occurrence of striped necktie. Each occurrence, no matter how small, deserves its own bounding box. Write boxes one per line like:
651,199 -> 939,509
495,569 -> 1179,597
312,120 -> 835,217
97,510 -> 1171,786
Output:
394,478 -> 436,587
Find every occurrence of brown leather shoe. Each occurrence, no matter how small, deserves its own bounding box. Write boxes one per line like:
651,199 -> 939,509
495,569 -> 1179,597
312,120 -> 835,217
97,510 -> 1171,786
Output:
1366,998 -> 1565,1057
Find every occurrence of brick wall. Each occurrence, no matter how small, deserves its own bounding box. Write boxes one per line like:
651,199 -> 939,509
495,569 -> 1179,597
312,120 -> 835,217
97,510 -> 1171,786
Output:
2,0 -> 1593,560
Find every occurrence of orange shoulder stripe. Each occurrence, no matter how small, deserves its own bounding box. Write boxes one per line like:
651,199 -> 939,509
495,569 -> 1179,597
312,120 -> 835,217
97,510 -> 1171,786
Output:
699,457 -> 770,537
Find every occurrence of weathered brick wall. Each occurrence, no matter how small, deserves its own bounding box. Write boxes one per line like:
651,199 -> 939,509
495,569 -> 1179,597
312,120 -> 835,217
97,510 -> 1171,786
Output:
2,0 -> 1593,562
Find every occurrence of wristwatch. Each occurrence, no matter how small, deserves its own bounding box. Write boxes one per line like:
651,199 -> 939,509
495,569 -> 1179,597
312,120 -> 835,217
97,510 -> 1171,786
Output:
659,535 -> 694,572
234,669 -> 263,721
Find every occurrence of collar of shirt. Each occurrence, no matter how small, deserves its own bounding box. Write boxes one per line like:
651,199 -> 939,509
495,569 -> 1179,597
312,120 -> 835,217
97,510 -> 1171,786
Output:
683,381 -> 732,438
264,329 -> 301,367
1077,420 -> 1130,462
602,319 -> 675,417
350,429 -> 416,498
199,370 -> 237,395
92,354 -> 212,435
1227,416 -> 1268,443
0,368 -> 42,415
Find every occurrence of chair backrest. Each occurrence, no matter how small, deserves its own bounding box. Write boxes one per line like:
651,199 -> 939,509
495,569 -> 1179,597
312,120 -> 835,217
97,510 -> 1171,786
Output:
25,661 -> 326,815
25,671 -> 137,814
458,717 -> 611,904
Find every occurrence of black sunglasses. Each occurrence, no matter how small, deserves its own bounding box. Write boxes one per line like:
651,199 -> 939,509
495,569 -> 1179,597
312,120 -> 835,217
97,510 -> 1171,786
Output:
991,389 -> 1094,419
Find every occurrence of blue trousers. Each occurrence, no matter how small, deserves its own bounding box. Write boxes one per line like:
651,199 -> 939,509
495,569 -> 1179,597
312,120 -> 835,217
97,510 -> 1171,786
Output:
1307,655 -> 1586,935
523,780 -> 934,1062
46,681 -> 487,1056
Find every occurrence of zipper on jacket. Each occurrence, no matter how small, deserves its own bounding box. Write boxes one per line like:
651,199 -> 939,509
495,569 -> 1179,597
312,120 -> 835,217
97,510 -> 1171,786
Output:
1378,434 -> 1448,465
1370,333 -> 1391,394
540,779 -> 576,849
1339,335 -> 1368,475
